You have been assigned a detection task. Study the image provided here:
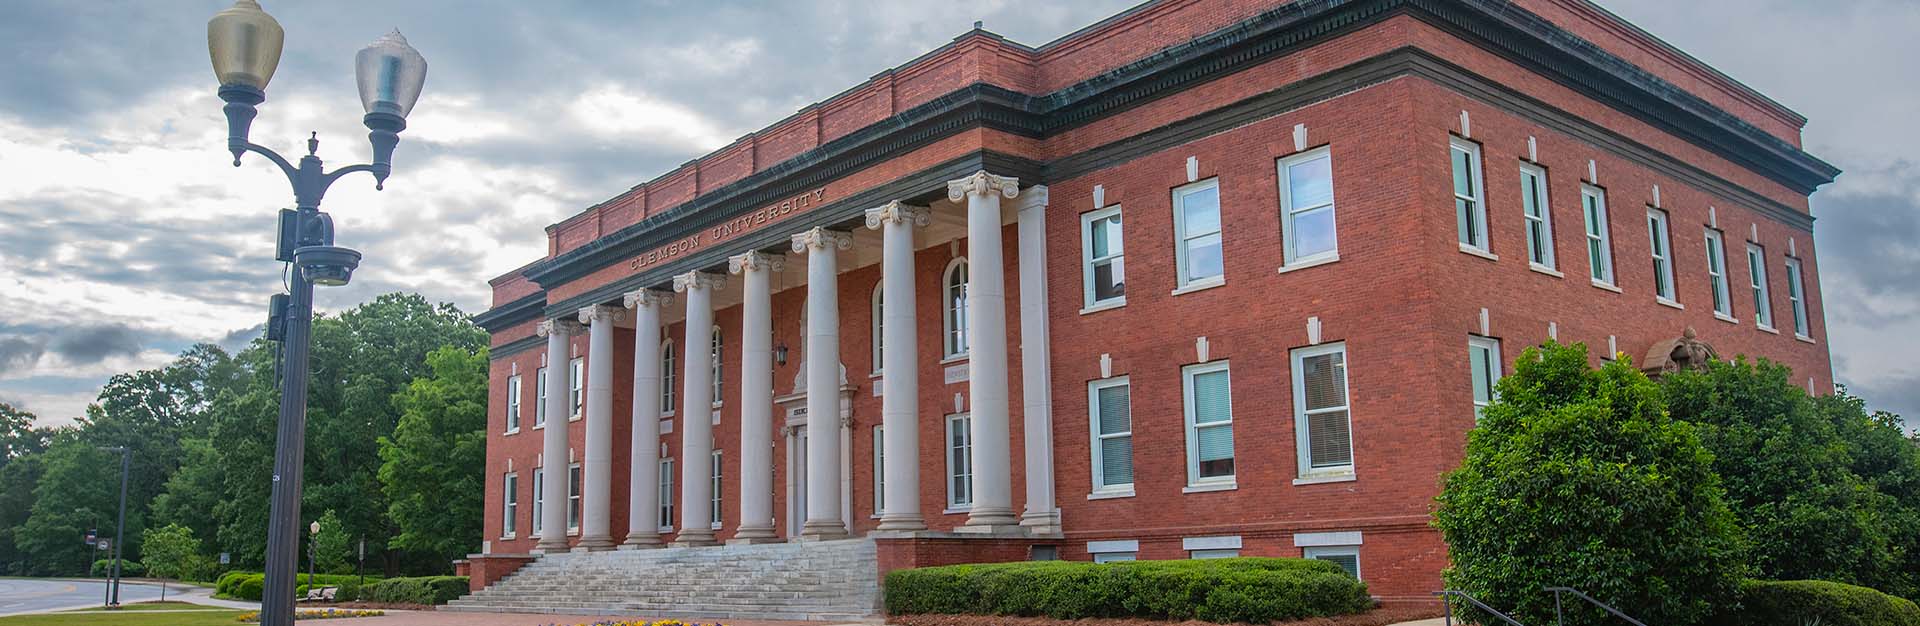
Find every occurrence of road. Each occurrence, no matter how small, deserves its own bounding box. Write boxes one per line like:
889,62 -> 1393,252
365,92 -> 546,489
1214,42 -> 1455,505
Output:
0,578 -> 180,616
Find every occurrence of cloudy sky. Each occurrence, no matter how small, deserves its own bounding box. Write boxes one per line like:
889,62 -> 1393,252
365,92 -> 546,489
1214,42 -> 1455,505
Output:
0,0 -> 1915,427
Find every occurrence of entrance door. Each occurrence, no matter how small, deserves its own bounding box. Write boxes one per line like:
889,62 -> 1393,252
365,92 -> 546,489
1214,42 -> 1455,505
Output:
786,425 -> 807,537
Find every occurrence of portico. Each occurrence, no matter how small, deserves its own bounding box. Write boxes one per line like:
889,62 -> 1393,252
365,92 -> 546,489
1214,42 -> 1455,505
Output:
525,172 -> 1058,548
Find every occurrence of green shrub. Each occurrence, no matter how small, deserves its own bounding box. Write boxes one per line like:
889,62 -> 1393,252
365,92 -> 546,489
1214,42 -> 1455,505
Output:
88,559 -> 145,577
1434,342 -> 1746,626
360,575 -> 469,604
884,558 -> 1370,623
235,575 -> 264,601
216,571 -> 382,601
215,570 -> 250,597
1713,580 -> 1920,626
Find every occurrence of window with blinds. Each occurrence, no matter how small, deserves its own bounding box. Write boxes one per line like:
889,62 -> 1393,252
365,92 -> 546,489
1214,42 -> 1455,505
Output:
1183,362 -> 1234,485
502,472 -> 518,537
1785,257 -> 1809,337
506,375 -> 521,432
1705,229 -> 1733,318
1648,208 -> 1676,301
1521,163 -> 1555,269
1082,206 -> 1126,308
1280,147 -> 1337,266
1172,179 -> 1224,287
1089,377 -> 1133,492
1304,545 -> 1361,580
1582,185 -> 1614,285
534,366 -> 547,427
1293,343 -> 1353,475
1451,138 -> 1488,252
947,413 -> 973,508
1748,244 -> 1773,329
1469,336 -> 1502,420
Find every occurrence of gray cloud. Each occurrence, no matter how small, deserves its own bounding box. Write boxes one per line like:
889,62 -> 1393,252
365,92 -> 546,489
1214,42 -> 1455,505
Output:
0,337 -> 44,376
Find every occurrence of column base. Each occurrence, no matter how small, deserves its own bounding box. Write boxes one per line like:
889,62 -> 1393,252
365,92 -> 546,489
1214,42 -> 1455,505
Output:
532,538 -> 570,554
619,532 -> 663,549
1019,510 -> 1062,537
726,526 -> 781,545
962,506 -> 1020,530
668,529 -> 719,547
725,536 -> 786,545
796,520 -> 850,541
573,535 -> 617,551
875,515 -> 928,532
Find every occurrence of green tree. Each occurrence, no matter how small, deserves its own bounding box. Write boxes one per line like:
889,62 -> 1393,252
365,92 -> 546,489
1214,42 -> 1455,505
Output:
311,509 -> 354,574
148,437 -> 224,557
141,523 -> 207,600
1,401 -> 53,473
378,345 -> 488,567
16,434 -> 126,576
1434,342 -> 1745,626
1661,360 -> 1905,596
1823,390 -> 1920,598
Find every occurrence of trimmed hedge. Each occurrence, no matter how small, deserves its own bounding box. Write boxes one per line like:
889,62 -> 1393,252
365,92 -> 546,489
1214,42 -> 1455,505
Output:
89,559 -> 145,577
1714,580 -> 1920,626
885,558 -> 1373,623
216,572 -> 384,601
360,576 -> 470,605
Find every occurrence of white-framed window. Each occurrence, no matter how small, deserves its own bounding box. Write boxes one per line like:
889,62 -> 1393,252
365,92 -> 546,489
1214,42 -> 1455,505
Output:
1088,540 -> 1139,563
1293,343 -> 1354,476
710,327 -> 724,406
872,426 -> 885,515
1172,179 -> 1225,288
1785,257 -> 1809,337
1088,376 -> 1133,493
1520,163 -> 1555,269
1469,336 -> 1502,420
502,472 -> 519,538
1304,545 -> 1362,579
1705,229 -> 1733,318
1648,208 -> 1677,301
567,463 -> 582,532
661,339 -> 677,415
1183,362 -> 1235,486
1190,549 -> 1239,559
943,258 -> 969,359
506,375 -> 522,433
568,357 -> 584,420
533,366 -> 548,428
946,413 -> 973,509
1451,138 -> 1489,252
658,458 -> 675,532
1279,147 -> 1337,265
1582,185 -> 1615,285
871,284 -> 884,373
531,468 -> 544,534
710,450 -> 723,529
1748,244 -> 1774,329
1081,206 -> 1126,308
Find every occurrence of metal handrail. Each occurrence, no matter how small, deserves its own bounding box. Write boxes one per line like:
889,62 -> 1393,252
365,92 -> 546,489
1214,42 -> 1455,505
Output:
1435,591 -> 1527,626
1544,587 -> 1648,626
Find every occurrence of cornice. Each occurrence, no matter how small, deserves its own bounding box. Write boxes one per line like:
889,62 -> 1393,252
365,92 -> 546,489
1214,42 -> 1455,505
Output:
472,292 -> 545,333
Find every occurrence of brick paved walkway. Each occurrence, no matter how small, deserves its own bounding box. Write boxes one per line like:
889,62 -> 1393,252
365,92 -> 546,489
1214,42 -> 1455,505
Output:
305,610 -> 872,626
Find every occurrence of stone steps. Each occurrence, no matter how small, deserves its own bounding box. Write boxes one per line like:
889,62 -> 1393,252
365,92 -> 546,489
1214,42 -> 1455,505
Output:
446,538 -> 881,620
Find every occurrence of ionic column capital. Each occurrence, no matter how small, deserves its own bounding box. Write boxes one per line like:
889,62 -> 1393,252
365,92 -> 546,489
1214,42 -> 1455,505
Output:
727,250 -> 786,275
864,201 -> 931,230
577,304 -> 625,325
622,288 -> 673,310
789,227 -> 852,254
672,271 -> 726,293
946,170 -> 1019,202
537,318 -> 585,337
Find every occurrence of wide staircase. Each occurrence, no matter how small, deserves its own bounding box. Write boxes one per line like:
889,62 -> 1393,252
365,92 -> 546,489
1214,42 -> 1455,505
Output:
445,538 -> 881,621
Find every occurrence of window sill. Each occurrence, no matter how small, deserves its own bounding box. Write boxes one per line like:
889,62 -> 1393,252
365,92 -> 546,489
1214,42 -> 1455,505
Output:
1458,244 -> 1499,261
569,415 -> 582,422
1182,481 -> 1238,494
710,522 -> 722,530
661,411 -> 677,418
504,428 -> 520,436
532,424 -> 545,431
1795,334 -> 1816,344
1757,324 -> 1780,335
942,506 -> 972,515
1656,297 -> 1685,310
500,534 -> 516,541
657,526 -> 674,534
938,354 -> 970,366
1277,254 -> 1339,275
1088,489 -> 1136,501
711,402 -> 724,409
1528,263 -> 1564,278
1590,279 -> 1622,293
1293,473 -> 1357,486
1170,277 -> 1227,297
870,370 -> 884,380
567,529 -> 580,537
1714,312 -> 1739,324
1080,299 -> 1127,316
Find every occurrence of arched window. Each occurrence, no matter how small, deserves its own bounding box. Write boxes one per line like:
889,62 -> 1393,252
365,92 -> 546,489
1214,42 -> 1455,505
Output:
661,337 -> 677,415
943,257 -> 969,358
710,327 -> 723,405
871,283 -> 884,374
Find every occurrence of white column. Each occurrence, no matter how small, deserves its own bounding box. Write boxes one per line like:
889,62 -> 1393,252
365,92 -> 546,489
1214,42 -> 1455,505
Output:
671,270 -> 725,546
575,305 -> 624,551
621,289 -> 671,549
865,201 -> 930,532
791,227 -> 851,539
1015,186 -> 1060,534
949,170 -> 1022,532
534,318 -> 581,553
728,251 -> 784,543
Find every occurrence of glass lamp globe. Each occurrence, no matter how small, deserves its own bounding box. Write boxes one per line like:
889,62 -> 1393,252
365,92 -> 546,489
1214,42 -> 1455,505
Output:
207,0 -> 284,90
355,30 -> 428,119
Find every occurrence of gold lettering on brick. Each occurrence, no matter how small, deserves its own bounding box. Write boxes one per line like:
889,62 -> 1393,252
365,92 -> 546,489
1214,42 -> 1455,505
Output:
623,188 -> 827,275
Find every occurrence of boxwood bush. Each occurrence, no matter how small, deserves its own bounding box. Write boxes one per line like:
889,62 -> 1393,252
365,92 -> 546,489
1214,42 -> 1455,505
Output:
216,572 -> 384,601
1713,580 -> 1920,626
360,576 -> 470,605
885,558 -> 1372,623
88,559 -> 145,577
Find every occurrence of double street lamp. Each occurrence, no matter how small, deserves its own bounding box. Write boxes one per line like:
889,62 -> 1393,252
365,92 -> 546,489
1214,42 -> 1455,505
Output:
206,2 -> 427,626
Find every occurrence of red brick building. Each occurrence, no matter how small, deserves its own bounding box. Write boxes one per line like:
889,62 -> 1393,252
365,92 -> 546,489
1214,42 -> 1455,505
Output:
468,0 -> 1838,603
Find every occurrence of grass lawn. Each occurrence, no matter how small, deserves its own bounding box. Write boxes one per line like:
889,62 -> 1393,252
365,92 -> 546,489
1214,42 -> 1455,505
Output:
0,608 -> 247,626
73,601 -> 217,611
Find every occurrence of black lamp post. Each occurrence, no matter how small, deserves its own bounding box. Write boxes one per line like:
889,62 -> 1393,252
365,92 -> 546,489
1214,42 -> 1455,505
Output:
97,446 -> 129,607
205,3 -> 427,625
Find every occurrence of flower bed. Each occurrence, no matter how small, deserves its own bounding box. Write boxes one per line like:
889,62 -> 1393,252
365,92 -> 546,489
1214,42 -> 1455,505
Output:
554,621 -> 727,626
235,608 -> 385,622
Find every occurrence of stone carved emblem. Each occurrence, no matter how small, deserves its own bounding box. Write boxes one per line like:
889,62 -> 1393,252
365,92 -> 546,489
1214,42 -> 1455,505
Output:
1641,326 -> 1720,376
